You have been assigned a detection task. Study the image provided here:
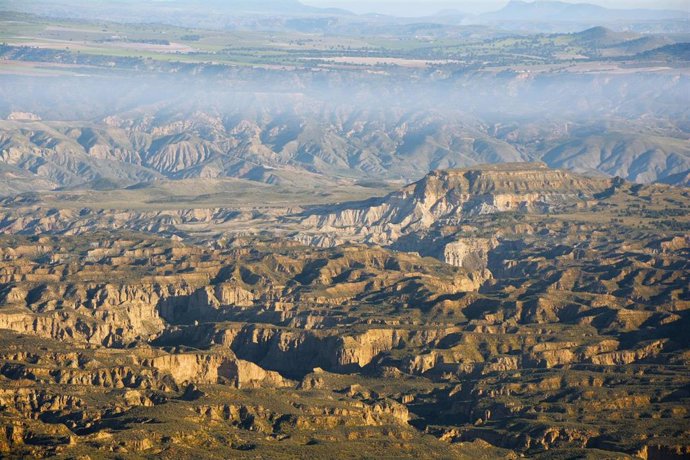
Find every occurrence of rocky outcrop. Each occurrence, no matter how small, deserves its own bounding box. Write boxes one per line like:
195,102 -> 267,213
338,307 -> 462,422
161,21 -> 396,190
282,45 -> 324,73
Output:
444,237 -> 498,270
6,112 -> 41,121
289,164 -> 611,274
295,163 -> 607,247
148,352 -> 288,388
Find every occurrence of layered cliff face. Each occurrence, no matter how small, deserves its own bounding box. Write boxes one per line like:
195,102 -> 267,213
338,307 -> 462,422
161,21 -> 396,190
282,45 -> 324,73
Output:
0,165 -> 689,458
295,163 -> 608,246
443,237 -> 498,269
147,351 -> 288,388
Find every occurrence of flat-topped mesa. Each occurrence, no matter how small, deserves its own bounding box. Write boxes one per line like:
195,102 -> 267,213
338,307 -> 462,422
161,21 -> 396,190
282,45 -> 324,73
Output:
408,163 -> 603,211
423,162 -> 603,195
297,163 -> 608,246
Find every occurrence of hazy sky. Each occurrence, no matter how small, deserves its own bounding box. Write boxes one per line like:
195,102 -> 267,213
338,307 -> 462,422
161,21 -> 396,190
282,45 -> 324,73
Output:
302,0 -> 690,16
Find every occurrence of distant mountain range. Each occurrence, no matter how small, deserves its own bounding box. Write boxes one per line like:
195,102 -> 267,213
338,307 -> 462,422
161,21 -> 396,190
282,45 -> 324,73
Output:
4,0 -> 689,32
1,0 -> 348,16
0,0 -> 351,28
480,0 -> 686,23
472,0 -> 689,32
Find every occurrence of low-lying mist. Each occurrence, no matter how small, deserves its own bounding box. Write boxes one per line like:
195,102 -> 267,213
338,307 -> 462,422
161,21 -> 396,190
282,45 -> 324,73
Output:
1,70 -> 688,122
0,69 -> 688,190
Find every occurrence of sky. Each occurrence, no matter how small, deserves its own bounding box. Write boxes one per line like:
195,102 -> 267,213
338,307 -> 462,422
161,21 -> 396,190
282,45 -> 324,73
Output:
302,0 -> 690,16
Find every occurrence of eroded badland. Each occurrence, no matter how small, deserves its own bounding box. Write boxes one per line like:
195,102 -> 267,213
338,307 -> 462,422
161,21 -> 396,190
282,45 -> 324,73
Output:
0,164 -> 688,458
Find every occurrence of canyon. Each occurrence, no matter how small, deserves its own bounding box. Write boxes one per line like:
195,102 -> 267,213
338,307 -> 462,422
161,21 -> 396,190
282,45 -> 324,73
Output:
0,3 -> 689,456
0,164 -> 688,458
